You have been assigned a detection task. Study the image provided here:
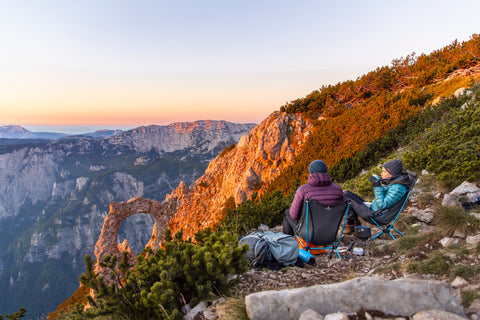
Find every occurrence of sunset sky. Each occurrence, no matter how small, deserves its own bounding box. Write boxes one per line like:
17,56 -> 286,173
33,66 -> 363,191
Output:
1,1 -> 479,133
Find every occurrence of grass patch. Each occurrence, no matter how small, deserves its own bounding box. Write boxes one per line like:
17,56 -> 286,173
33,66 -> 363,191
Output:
375,262 -> 401,275
454,265 -> 480,280
394,232 -> 437,253
461,290 -> 480,308
407,252 -> 453,275
215,297 -> 249,320
433,205 -> 480,236
415,192 -> 436,209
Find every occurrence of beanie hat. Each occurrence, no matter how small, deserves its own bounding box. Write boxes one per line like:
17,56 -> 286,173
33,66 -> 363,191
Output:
383,159 -> 403,176
308,160 -> 328,174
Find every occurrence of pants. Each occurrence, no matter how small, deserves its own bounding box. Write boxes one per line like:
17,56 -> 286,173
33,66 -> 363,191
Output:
344,191 -> 374,221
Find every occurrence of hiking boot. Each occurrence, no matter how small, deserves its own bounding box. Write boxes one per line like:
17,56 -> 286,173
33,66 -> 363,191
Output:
344,219 -> 361,235
344,224 -> 355,234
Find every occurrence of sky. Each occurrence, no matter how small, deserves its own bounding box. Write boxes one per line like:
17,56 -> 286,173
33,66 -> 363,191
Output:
0,0 -> 479,134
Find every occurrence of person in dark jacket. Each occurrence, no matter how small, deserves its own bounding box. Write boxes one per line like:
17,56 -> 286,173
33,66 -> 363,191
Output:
283,160 -> 344,235
343,159 -> 411,233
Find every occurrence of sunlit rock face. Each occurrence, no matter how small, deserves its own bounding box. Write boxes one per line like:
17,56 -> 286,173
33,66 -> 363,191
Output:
165,112 -> 314,239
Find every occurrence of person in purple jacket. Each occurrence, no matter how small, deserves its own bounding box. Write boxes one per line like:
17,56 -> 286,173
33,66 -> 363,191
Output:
283,160 -> 344,235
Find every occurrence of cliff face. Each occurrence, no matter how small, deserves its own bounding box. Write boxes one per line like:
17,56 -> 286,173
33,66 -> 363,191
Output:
166,112 -> 314,239
0,120 -> 255,319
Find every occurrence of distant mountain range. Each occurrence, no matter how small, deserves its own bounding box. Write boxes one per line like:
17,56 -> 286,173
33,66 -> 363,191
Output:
0,125 -> 123,140
0,120 -> 256,319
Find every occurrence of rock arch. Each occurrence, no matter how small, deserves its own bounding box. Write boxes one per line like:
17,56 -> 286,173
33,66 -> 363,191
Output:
93,196 -> 179,280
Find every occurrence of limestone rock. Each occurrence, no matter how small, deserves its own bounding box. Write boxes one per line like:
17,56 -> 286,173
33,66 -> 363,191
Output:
244,277 -> 465,320
410,208 -> 434,224
451,276 -> 469,288
466,299 -> 480,315
299,309 -> 325,320
93,196 -> 180,281
412,309 -> 467,320
450,181 -> 480,198
440,237 -> 458,248
466,234 -> 480,245
167,112 -> 314,239
324,313 -> 349,320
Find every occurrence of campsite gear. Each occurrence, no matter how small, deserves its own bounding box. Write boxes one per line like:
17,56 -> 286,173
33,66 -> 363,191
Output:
298,248 -> 316,265
462,197 -> 480,210
295,237 -> 325,255
368,170 -> 418,240
295,199 -> 350,260
260,231 -> 299,266
239,231 -> 299,268
352,247 -> 364,256
355,226 -> 371,241
354,225 -> 371,257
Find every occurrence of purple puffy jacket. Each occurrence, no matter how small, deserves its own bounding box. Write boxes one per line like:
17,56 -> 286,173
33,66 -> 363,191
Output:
289,172 -> 344,220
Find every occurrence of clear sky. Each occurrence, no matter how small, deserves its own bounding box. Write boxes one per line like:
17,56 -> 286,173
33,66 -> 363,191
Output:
0,0 -> 479,133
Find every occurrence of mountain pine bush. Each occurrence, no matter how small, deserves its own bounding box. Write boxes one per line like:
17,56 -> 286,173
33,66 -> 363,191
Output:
65,229 -> 248,320
403,83 -> 480,188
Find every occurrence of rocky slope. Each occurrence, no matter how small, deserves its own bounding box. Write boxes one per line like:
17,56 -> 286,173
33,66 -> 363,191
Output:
166,112 -> 314,239
0,120 -> 255,319
192,178 -> 480,320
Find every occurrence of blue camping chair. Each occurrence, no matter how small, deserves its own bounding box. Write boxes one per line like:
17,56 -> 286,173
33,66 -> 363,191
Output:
368,171 -> 418,240
294,199 -> 350,260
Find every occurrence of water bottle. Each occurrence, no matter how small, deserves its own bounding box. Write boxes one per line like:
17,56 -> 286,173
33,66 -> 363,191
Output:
298,249 -> 316,265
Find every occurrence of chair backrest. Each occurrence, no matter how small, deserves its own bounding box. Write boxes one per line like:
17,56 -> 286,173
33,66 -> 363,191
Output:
371,170 -> 418,225
296,199 -> 348,246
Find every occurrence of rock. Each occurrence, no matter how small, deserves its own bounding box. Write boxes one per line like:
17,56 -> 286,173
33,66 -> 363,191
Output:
450,181 -> 480,197
453,229 -> 466,238
410,208 -> 434,224
466,299 -> 480,314
93,197 -> 180,282
451,276 -> 469,288
471,213 -> 480,220
167,112 -> 314,240
299,309 -> 325,320
454,87 -> 468,97
324,313 -> 348,320
184,301 -> 209,320
439,237 -> 458,248
442,194 -> 460,207
412,309 -> 467,320
421,169 -> 430,175
466,234 -> 480,245
244,277 -> 465,320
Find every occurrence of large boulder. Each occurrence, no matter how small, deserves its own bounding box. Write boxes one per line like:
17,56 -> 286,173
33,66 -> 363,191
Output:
245,277 -> 465,320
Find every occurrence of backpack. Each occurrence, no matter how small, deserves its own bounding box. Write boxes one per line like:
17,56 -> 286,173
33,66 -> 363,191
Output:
239,231 -> 299,268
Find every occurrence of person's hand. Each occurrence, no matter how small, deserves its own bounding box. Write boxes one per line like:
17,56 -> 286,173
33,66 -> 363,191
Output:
368,175 -> 381,187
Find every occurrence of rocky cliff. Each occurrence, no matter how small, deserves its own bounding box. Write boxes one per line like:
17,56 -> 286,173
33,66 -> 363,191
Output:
165,112 -> 314,240
0,120 -> 255,319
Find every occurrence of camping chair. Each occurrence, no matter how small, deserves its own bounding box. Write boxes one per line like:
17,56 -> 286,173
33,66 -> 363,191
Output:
368,171 -> 418,240
294,199 -> 350,260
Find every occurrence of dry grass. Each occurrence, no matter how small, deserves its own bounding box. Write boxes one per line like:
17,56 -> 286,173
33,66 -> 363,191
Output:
215,297 -> 249,320
433,204 -> 480,236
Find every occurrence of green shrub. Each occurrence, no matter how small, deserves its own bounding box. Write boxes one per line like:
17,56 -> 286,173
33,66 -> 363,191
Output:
220,190 -> 293,234
0,308 -> 26,320
403,84 -> 480,186
67,229 -> 249,320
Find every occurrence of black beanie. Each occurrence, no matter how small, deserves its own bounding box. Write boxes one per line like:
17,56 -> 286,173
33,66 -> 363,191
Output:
308,160 -> 328,174
383,159 -> 403,176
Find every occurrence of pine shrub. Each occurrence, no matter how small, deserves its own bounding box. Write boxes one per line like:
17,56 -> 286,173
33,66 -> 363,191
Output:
67,229 -> 248,320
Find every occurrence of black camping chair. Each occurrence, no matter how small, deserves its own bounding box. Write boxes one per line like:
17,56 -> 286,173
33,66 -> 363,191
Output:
368,171 -> 418,240
294,199 -> 350,260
